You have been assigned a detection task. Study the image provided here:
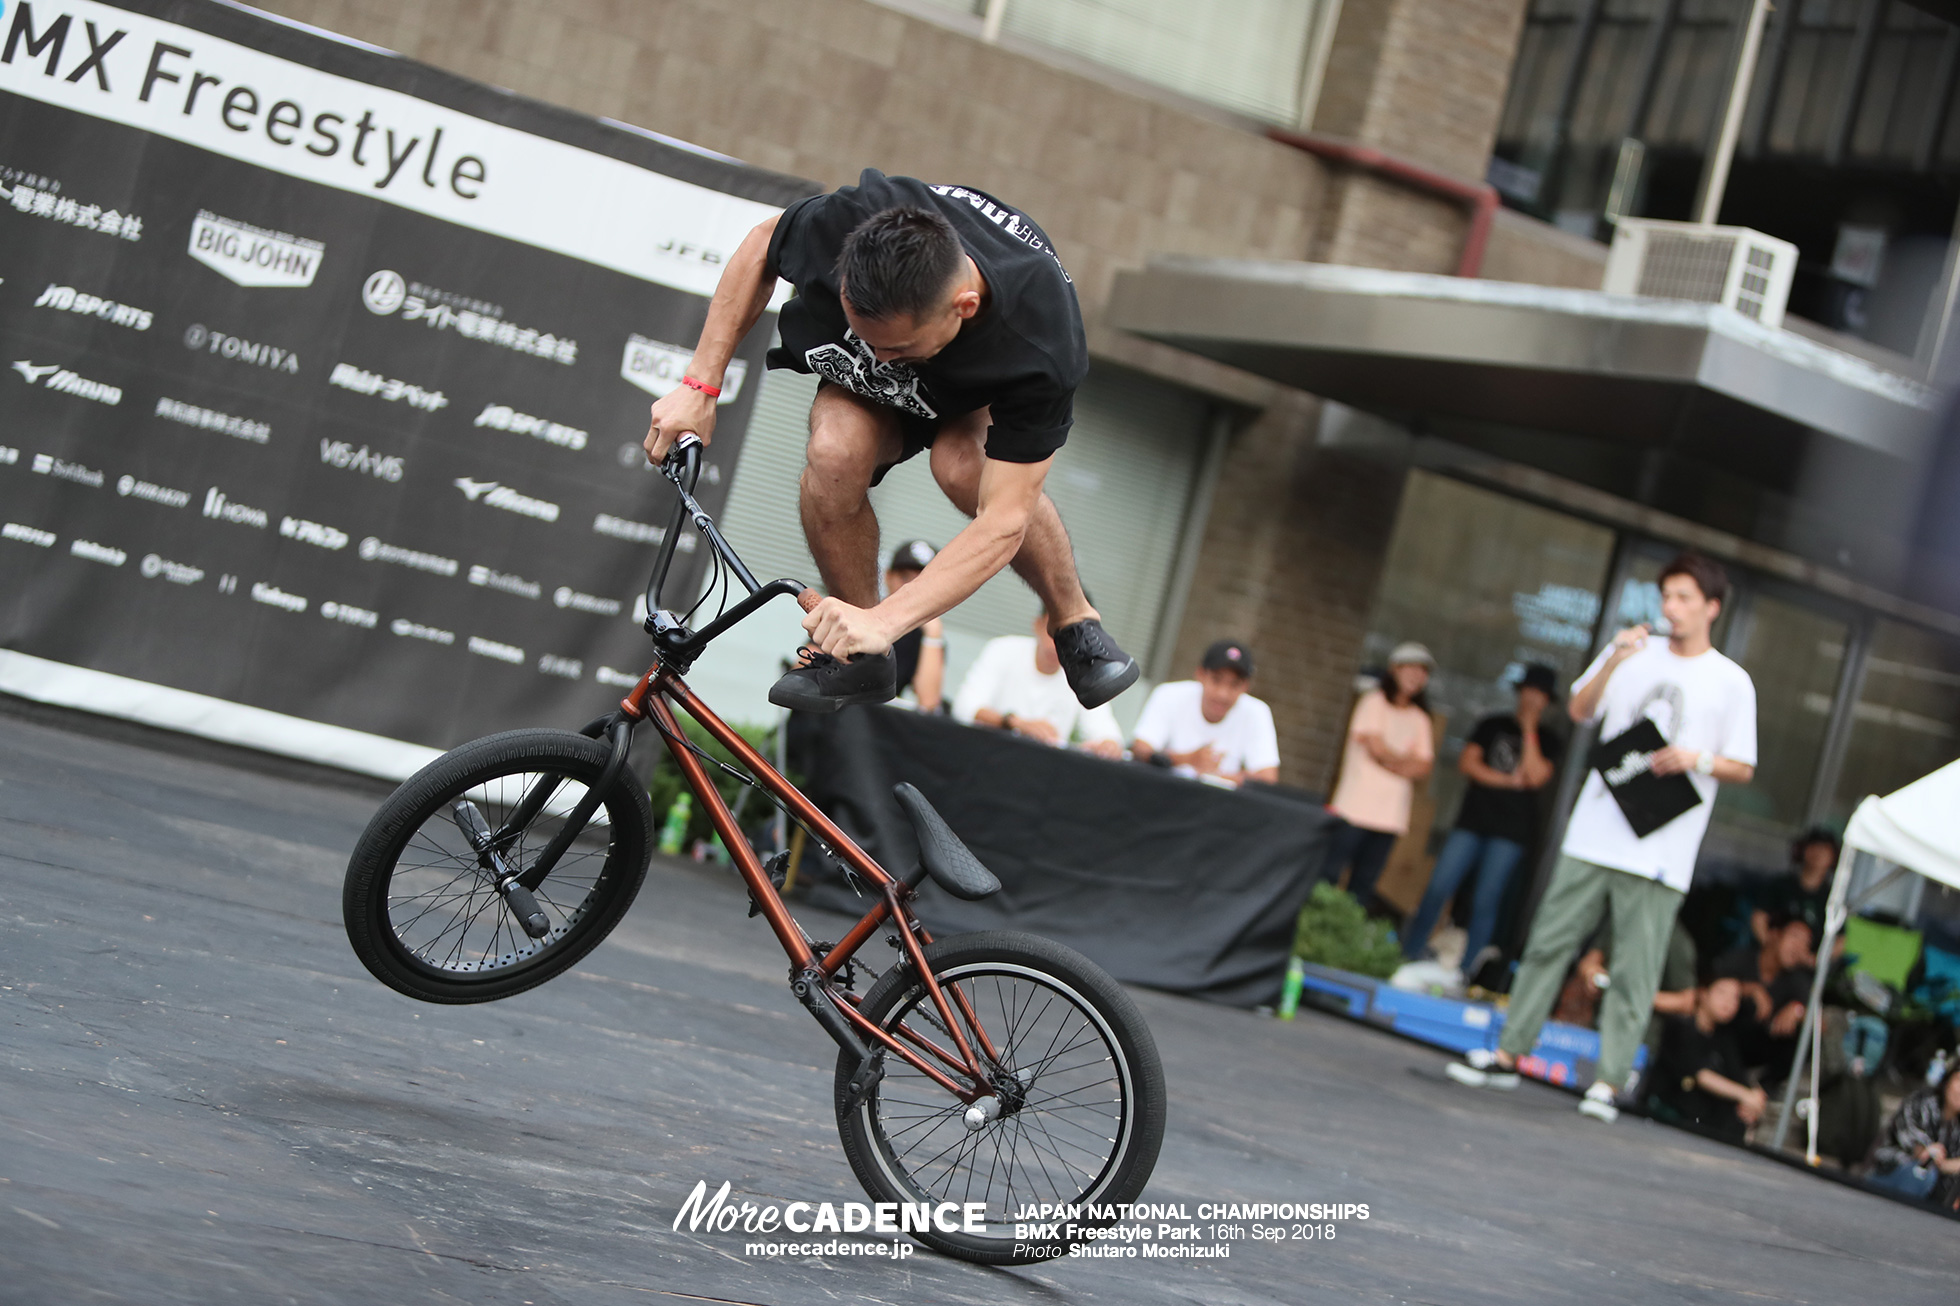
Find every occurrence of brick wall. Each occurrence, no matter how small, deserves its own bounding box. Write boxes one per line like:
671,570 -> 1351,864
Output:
250,0 -> 1327,328
1165,397 -> 1408,790
255,0 -> 1562,790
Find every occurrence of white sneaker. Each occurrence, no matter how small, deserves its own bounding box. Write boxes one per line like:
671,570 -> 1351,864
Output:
1446,1047 -> 1519,1090
1578,1080 -> 1619,1123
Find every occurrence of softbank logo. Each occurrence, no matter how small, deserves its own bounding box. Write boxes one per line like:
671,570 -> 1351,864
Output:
188,210 -> 323,287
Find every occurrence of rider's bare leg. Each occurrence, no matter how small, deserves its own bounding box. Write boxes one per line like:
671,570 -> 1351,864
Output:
798,385 -> 903,609
927,420 -> 1097,629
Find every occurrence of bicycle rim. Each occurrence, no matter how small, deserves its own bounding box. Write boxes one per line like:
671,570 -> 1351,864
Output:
861,961 -> 1135,1232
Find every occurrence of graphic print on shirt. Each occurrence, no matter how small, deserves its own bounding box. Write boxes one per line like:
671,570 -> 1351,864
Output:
1633,682 -> 1685,742
927,184 -> 1073,283
1486,732 -> 1521,774
804,330 -> 938,419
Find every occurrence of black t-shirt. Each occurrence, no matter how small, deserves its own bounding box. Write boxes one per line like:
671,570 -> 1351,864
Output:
1652,1014 -> 1748,1138
1756,874 -> 1829,942
1454,713 -> 1562,845
764,169 -> 1088,463
892,627 -> 922,695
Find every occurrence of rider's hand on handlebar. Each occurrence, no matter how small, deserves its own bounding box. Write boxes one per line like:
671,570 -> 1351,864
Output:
644,385 -> 719,465
802,596 -> 895,660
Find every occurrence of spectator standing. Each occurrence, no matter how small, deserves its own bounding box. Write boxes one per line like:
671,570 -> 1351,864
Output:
884,539 -> 947,712
1868,1063 -> 1960,1208
1130,640 -> 1279,787
1320,643 -> 1436,915
1446,553 -> 1757,1124
953,613 -> 1124,758
1400,663 -> 1562,978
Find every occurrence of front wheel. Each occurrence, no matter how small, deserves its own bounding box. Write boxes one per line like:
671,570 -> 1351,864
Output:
342,728 -> 654,1004
835,931 -> 1166,1265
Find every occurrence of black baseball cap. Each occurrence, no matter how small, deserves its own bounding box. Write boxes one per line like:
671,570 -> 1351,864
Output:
887,539 -> 937,573
1201,640 -> 1255,678
1514,662 -> 1559,700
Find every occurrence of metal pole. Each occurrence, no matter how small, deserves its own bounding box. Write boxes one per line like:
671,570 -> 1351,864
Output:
1773,843 -> 1851,1150
981,0 -> 1007,43
1696,0 -> 1771,226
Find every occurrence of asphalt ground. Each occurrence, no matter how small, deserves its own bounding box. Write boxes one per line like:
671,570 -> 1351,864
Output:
3,702 -> 1958,1305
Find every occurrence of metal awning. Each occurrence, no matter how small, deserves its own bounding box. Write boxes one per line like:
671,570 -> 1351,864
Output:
1106,258 -> 1939,471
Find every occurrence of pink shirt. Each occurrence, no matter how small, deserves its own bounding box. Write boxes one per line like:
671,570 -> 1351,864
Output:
1328,689 -> 1434,834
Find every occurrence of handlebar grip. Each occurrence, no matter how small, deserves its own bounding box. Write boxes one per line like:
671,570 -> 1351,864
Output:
797,588 -> 823,613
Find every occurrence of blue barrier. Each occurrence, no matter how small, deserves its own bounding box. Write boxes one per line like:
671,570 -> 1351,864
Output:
1294,962 -> 1643,1087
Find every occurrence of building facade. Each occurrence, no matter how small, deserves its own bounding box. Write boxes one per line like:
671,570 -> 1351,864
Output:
256,0 -> 1959,917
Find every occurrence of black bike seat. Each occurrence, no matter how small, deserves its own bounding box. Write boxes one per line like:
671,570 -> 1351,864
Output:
892,783 -> 1001,901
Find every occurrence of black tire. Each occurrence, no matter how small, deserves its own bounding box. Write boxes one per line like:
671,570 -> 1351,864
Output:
834,931 -> 1166,1265
343,729 -> 653,1004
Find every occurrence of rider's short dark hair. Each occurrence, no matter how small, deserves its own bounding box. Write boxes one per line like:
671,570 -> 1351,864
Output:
1658,550 -> 1729,607
836,207 -> 965,322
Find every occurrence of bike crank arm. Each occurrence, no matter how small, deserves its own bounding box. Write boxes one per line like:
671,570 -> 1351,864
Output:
448,800 -> 552,939
513,717 -> 634,894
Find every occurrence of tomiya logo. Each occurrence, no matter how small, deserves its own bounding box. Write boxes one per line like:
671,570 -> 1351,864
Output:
12,358 -> 121,404
202,486 -> 269,528
189,211 -> 323,288
183,324 -> 300,374
454,477 -> 558,523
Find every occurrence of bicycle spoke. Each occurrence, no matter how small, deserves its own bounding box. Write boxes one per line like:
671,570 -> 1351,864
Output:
867,963 -> 1129,1228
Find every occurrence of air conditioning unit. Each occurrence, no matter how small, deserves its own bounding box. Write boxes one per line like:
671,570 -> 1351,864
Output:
1603,219 -> 1799,328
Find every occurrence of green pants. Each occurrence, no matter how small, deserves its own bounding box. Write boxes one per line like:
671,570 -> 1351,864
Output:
1497,854 -> 1685,1092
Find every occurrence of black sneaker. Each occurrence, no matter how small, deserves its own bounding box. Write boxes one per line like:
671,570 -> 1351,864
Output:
768,649 -> 897,713
1051,618 -> 1138,708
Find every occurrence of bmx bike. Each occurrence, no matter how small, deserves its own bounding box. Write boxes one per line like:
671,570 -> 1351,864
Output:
340,435 -> 1165,1264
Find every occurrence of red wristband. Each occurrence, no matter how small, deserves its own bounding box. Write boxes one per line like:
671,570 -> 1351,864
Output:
680,375 -> 721,398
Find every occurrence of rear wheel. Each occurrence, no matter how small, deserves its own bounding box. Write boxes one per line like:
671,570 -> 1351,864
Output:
342,729 -> 653,1004
835,931 -> 1166,1265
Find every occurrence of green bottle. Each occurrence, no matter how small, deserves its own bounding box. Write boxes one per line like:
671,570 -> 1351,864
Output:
658,792 -> 692,856
1277,957 -> 1305,1021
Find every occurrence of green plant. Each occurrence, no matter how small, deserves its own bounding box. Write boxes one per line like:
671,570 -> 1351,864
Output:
1293,883 -> 1403,979
647,717 -> 776,852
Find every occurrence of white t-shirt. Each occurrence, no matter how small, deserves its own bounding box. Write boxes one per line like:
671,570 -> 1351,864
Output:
1561,640 -> 1757,894
951,635 -> 1122,746
1131,680 -> 1280,780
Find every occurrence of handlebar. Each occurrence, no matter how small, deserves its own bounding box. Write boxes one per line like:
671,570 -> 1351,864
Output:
641,433 -> 818,659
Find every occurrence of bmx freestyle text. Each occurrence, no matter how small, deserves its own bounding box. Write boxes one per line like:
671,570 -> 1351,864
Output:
673,1182 -> 1370,1261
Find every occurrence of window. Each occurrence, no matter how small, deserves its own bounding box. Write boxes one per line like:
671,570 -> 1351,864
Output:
1362,471 -> 1618,837
915,0 -> 1341,126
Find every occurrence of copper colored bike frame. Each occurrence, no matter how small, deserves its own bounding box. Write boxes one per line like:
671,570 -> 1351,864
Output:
615,664 -> 997,1103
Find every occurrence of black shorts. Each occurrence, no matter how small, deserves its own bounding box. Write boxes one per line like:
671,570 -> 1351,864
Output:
812,382 -> 1062,486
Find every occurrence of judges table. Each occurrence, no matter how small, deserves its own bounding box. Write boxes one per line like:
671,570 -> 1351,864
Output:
795,707 -> 1332,1008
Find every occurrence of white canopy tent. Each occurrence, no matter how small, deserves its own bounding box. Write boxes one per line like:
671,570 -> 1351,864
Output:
1773,760 -> 1960,1158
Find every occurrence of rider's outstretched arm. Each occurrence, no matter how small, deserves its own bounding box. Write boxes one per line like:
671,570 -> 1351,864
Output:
642,213 -> 781,464
803,456 -> 1048,659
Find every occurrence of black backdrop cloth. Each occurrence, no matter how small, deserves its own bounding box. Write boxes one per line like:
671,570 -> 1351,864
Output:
797,708 -> 1331,1007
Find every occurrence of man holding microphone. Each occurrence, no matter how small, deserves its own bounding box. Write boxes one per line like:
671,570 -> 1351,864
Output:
1447,553 -> 1757,1123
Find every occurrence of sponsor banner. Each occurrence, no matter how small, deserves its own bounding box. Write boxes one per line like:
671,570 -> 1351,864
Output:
0,0 -> 793,300
0,0 -> 814,764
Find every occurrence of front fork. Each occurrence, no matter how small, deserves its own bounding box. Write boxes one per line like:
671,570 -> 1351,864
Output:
449,714 -> 636,940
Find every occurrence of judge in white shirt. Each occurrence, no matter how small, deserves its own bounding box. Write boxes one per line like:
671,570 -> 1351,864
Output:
953,613 -> 1125,757
1130,640 -> 1280,787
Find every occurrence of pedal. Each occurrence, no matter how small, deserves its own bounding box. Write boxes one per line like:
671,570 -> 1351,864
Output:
841,1048 -> 887,1113
747,850 -> 790,917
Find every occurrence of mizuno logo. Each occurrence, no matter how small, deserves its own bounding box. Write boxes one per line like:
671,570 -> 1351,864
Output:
12,361 -> 57,383
452,477 -> 559,522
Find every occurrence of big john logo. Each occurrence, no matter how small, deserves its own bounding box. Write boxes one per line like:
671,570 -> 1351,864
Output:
188,210 -> 323,287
